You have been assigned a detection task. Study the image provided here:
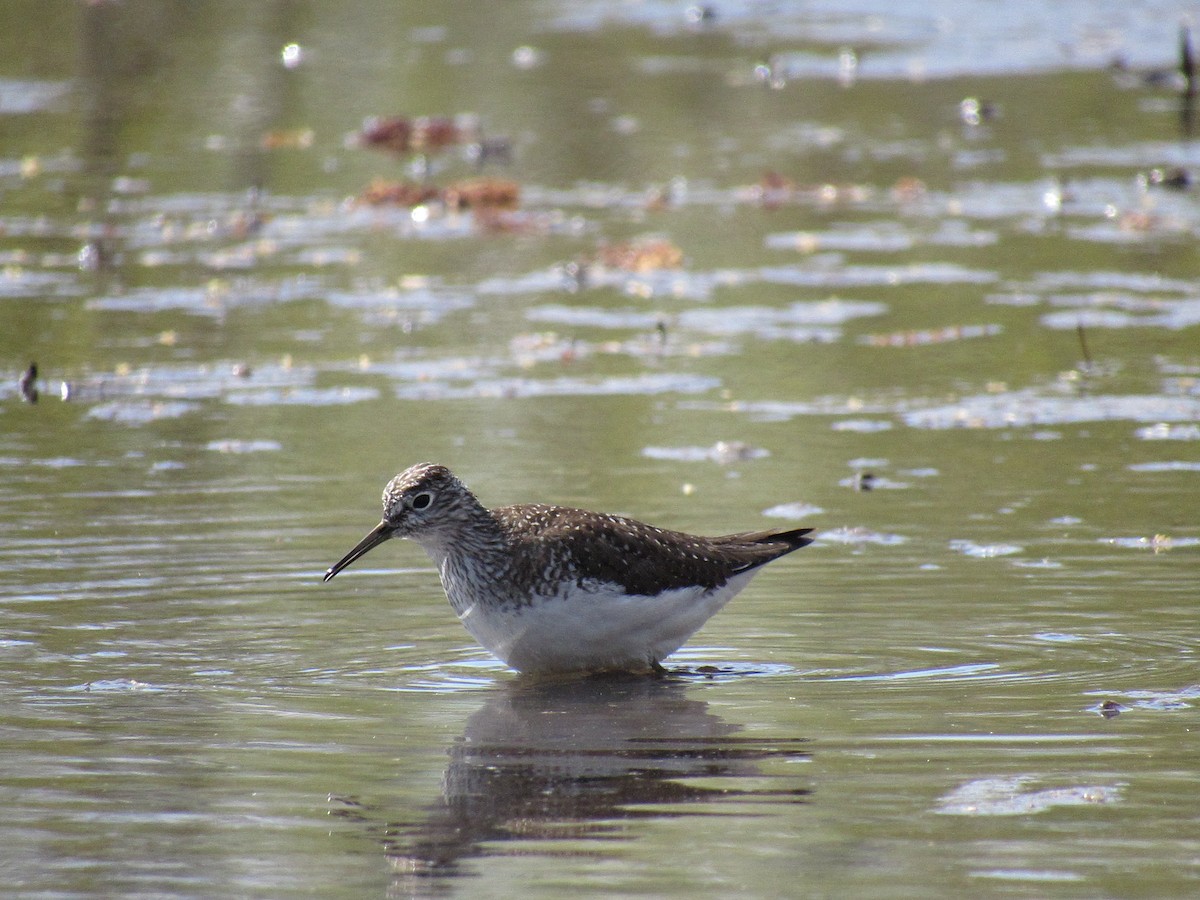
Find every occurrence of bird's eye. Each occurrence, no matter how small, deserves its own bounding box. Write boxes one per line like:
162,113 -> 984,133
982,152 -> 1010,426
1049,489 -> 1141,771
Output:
411,492 -> 433,510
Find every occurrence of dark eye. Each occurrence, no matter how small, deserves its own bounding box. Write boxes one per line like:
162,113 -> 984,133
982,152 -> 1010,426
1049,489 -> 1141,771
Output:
411,492 -> 433,510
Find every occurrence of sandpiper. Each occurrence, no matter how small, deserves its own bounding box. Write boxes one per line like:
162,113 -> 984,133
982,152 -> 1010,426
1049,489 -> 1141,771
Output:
323,463 -> 814,675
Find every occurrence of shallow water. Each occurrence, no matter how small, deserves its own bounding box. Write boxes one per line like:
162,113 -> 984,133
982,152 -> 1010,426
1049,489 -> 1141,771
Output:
2,1 -> 1198,896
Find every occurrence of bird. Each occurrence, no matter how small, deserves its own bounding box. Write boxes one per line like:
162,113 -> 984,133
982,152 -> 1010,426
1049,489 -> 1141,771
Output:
323,463 -> 814,676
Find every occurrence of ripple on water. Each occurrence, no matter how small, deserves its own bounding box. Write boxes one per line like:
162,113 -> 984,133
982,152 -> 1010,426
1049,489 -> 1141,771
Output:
87,286 -> 229,316
816,526 -> 907,546
1101,535 -> 1200,551
765,220 -> 999,253
765,223 -> 915,253
1084,685 -> 1200,712
762,501 -> 825,520
527,298 -> 884,344
224,386 -> 379,406
489,261 -> 990,302
327,283 -> 475,324
641,441 -> 769,464
64,678 -> 163,693
949,540 -> 1024,559
1042,299 -> 1200,331
677,299 -> 885,340
757,261 -> 998,288
0,78 -> 72,113
679,395 -> 899,423
904,390 -> 1200,429
1136,423 -> 1200,440
662,656 -> 798,681
390,655 -> 508,693
935,776 -> 1122,816
206,439 -> 283,454
526,305 -> 661,329
1026,270 -> 1198,294
1127,461 -> 1200,472
86,400 -> 199,425
0,267 -> 82,299
831,662 -> 1006,684
393,372 -> 720,400
832,419 -> 893,433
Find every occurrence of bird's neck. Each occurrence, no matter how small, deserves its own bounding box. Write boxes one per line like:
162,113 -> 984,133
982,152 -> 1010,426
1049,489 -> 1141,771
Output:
416,506 -> 510,573
415,508 -> 515,616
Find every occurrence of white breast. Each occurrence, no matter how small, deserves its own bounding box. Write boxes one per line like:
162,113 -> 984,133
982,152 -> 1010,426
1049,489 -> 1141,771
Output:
449,571 -> 757,674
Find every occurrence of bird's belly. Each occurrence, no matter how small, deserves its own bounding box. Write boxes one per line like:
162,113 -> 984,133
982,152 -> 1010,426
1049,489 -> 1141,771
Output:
450,572 -> 756,674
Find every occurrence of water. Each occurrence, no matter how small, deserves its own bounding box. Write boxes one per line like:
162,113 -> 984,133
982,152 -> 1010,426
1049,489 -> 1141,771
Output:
2,1 -> 1198,896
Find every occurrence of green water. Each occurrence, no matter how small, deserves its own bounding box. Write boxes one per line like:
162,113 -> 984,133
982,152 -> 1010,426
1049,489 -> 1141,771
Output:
2,1 -> 1198,896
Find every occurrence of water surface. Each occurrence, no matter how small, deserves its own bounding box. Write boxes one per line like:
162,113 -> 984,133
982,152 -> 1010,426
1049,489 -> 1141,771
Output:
2,1 -> 1198,896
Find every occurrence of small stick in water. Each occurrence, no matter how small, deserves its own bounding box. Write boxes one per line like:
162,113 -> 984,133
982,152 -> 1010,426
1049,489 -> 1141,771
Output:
1182,24 -> 1197,99
1076,322 -> 1092,367
19,361 -> 37,403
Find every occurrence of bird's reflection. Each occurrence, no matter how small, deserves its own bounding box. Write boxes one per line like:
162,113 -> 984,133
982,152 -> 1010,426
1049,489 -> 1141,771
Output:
345,674 -> 810,891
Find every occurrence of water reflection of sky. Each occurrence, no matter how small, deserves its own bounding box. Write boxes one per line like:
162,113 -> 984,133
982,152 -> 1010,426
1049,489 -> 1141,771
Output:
549,0 -> 1200,78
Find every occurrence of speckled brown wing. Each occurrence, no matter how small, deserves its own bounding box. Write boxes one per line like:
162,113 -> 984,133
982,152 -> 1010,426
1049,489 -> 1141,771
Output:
493,505 -> 813,597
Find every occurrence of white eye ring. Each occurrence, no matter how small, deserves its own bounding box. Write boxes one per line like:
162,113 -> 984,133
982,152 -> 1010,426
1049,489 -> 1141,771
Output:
411,492 -> 433,510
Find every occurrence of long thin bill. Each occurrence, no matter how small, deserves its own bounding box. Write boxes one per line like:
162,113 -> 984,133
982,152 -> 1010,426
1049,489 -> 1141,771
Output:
323,520 -> 394,582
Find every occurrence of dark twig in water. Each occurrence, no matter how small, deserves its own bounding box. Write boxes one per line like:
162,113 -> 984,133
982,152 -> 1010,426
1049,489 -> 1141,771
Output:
1181,24 -> 1197,134
1076,322 -> 1092,368
1182,25 -> 1196,98
19,361 -> 37,404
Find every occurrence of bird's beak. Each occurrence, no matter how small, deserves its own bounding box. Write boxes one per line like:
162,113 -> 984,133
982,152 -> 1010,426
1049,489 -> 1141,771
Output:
323,520 -> 395,582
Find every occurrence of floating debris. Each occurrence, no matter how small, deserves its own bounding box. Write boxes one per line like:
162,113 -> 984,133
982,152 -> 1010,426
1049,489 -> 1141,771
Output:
1086,685 -> 1200,711
464,136 -> 513,168
861,323 -> 1002,348
356,179 -> 441,207
18,361 -> 37,403
1093,700 -> 1125,718
851,471 -> 874,491
356,177 -> 519,211
442,177 -> 520,210
356,115 -> 471,155
511,45 -> 544,70
756,170 -> 796,207
1182,24 -> 1196,99
260,128 -> 314,150
959,96 -> 1000,125
1144,166 -> 1192,190
684,4 -> 716,26
839,470 -> 911,490
596,237 -> 683,272
890,176 -> 927,203
280,42 -> 305,70
1102,534 -> 1200,552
